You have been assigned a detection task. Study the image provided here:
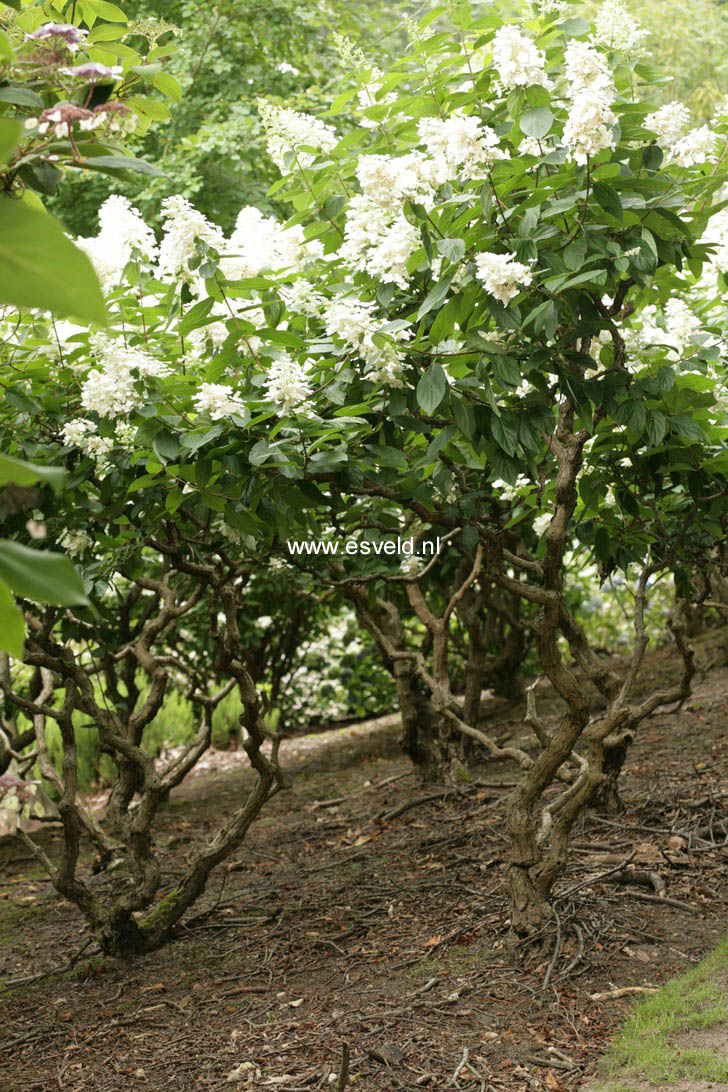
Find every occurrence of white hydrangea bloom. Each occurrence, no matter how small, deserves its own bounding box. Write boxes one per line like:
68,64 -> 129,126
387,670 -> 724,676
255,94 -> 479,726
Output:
339,193 -> 396,265
491,25 -> 550,89
158,196 -> 226,281
59,529 -> 94,558
323,295 -> 408,387
62,418 -> 95,447
258,100 -> 337,171
532,512 -> 551,535
75,195 -> 157,286
356,152 -> 437,211
220,206 -> 322,280
563,40 -> 614,100
645,101 -> 690,148
698,204 -> 728,287
193,383 -> 246,420
339,194 -> 420,287
279,278 -> 326,316
519,135 -> 548,156
114,421 -> 136,448
417,115 -> 509,182
670,125 -> 718,167
264,354 -> 314,415
79,335 -> 170,419
475,251 -> 534,304
493,474 -> 531,502
592,0 -> 647,52
61,418 -> 114,476
366,215 -> 421,288
624,299 -> 704,363
563,91 -> 617,164
663,298 -> 702,357
400,554 -> 424,576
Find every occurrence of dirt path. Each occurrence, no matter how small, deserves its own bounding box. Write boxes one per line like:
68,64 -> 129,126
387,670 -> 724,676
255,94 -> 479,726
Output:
1,632 -> 727,1091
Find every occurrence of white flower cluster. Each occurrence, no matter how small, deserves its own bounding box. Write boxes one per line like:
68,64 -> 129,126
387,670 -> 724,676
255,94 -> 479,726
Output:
698,203 -> 728,290
59,529 -> 94,558
158,196 -> 226,281
61,418 -> 114,477
80,334 -> 171,419
562,41 -> 617,165
563,40 -> 614,99
192,383 -> 246,420
592,0 -> 647,53
279,279 -> 326,317
339,194 -> 422,289
220,207 -> 322,280
258,100 -> 338,171
532,511 -> 551,536
491,25 -> 551,90
492,474 -> 531,502
645,103 -> 718,168
623,298 -> 703,362
645,102 -> 691,148
263,355 -> 314,415
323,294 -> 409,386
671,126 -> 718,168
563,93 -> 617,165
76,196 -> 158,286
475,251 -> 534,304
418,115 -> 509,182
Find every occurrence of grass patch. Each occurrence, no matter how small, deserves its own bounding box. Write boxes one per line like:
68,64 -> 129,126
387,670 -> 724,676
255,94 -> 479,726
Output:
593,937 -> 728,1089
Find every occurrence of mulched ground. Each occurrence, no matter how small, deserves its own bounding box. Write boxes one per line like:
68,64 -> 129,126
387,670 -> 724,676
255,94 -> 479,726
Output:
1,630 -> 727,1092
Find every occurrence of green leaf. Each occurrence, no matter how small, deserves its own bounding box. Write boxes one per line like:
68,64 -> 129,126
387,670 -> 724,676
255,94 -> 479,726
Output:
366,444 -> 408,470
85,0 -> 128,20
417,275 -> 452,320
179,297 -> 215,336
0,542 -> 89,606
0,118 -> 21,163
0,453 -> 66,492
0,29 -> 14,60
436,238 -> 466,263
593,182 -> 623,222
152,430 -> 181,463
558,16 -> 590,36
453,398 -> 476,440
0,577 -> 23,658
416,364 -> 448,414
79,154 -> 164,177
0,85 -> 42,110
491,414 -> 518,456
563,238 -> 586,272
154,70 -> 182,102
0,199 -> 107,325
520,107 -> 553,140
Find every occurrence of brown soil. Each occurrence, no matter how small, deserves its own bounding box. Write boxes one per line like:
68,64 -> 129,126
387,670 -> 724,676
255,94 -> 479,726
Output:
1,630 -> 727,1091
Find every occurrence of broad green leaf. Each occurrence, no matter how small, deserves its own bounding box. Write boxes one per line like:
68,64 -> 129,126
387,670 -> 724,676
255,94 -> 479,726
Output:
85,0 -> 127,20
593,182 -> 623,222
0,542 -> 89,606
154,71 -> 182,102
416,364 -> 447,415
0,86 -> 42,109
0,577 -> 23,658
436,237 -> 466,263
0,454 -> 66,491
520,108 -> 553,140
417,275 -> 453,320
0,118 -> 21,162
0,199 -> 107,325
79,154 -> 164,177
